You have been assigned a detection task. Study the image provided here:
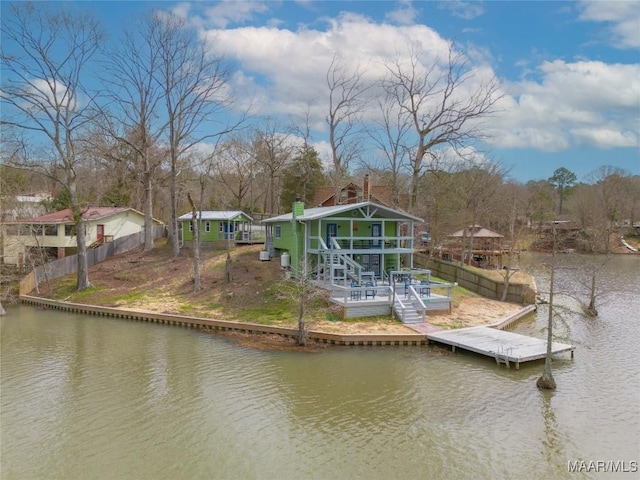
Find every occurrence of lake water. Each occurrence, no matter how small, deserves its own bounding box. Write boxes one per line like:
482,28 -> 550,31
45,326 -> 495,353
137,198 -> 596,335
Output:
1,254 -> 638,479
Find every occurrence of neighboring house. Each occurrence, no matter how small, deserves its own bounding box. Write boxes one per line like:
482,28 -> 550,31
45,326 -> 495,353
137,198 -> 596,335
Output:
178,211 -> 258,248
2,207 -> 163,268
263,201 -> 454,319
439,225 -> 507,268
312,174 -> 409,210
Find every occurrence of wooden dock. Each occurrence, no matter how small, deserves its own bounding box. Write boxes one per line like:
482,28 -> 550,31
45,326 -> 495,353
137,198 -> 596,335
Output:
426,326 -> 575,369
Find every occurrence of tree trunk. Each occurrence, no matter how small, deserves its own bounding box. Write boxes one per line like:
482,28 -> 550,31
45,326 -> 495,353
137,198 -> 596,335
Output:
0,301 -> 6,316
75,216 -> 92,291
170,157 -> 180,257
537,223 -> 557,390
297,294 -> 307,346
501,272 -> 510,302
143,167 -> 154,252
586,271 -> 598,316
188,193 -> 201,292
225,252 -> 232,283
409,142 -> 426,212
68,180 -> 91,292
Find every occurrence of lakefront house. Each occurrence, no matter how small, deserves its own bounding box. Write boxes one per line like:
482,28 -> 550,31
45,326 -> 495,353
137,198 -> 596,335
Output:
262,200 -> 454,320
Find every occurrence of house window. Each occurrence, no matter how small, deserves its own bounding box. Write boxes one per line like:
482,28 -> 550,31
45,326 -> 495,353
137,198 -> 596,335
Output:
65,225 -> 75,236
219,223 -> 224,232
188,222 -> 193,232
44,224 -> 57,236
205,221 -> 211,233
275,225 -> 282,239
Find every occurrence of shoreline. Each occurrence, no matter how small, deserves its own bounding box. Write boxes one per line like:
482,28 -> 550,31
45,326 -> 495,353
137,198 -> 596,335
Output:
19,294 -> 536,349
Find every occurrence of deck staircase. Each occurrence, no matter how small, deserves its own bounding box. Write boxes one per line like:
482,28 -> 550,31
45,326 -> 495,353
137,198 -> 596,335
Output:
391,284 -> 426,324
318,238 -> 375,287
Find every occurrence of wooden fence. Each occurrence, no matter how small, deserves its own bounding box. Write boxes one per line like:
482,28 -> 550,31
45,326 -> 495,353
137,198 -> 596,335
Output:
19,227 -> 165,296
414,254 -> 536,304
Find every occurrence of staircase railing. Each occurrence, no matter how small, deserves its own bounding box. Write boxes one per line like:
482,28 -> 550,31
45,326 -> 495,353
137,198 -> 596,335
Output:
406,284 -> 428,322
327,237 -> 365,285
390,283 -> 427,323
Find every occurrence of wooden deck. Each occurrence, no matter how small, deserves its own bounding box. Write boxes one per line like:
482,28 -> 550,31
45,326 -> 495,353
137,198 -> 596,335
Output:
426,326 -> 575,369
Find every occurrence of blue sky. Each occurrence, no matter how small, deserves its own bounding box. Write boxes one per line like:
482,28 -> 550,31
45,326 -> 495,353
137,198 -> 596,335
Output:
3,1 -> 639,183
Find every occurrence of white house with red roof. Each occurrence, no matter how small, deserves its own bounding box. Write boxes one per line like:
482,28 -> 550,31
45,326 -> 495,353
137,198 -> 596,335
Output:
2,207 -> 163,268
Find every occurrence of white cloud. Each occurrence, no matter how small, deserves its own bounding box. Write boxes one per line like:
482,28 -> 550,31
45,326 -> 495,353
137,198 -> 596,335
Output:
175,1 -> 270,29
385,0 -> 419,25
198,11 -> 637,155
488,60 -> 640,150
578,0 -> 640,48
570,127 -> 637,148
18,78 -> 79,115
203,17 -> 450,123
438,1 -> 485,20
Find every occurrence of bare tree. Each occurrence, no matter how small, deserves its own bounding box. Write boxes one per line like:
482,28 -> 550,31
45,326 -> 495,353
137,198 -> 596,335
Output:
366,93 -> 412,205
1,3 -> 105,291
151,11 -> 235,257
186,192 -> 201,292
253,118 -> 292,215
278,272 -> 322,346
325,54 -> 368,195
213,137 -> 256,209
447,162 -> 505,265
496,182 -> 528,301
384,43 -> 502,211
97,17 -> 166,252
538,221 -> 558,390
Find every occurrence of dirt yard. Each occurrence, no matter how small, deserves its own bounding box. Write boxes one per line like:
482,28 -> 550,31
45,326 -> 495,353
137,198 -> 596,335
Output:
43,239 -> 524,334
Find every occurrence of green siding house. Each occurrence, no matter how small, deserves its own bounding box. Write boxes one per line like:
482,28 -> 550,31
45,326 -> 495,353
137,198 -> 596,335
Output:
263,201 -> 422,284
178,211 -> 257,247
263,201 -> 454,321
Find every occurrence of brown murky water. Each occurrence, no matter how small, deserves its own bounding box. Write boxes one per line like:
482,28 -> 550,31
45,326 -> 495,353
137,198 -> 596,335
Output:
1,254 -> 638,479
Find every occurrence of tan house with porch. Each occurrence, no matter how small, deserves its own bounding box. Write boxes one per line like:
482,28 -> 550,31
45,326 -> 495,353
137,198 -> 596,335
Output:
2,207 -> 163,268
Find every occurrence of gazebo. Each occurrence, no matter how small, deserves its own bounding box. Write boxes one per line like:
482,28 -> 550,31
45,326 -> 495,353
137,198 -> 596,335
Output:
440,225 -> 507,268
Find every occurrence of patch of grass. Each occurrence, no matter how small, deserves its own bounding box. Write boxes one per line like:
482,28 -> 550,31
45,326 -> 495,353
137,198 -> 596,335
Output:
113,272 -> 146,283
339,315 -> 399,323
49,275 -> 106,301
236,303 -> 295,324
110,291 -> 146,303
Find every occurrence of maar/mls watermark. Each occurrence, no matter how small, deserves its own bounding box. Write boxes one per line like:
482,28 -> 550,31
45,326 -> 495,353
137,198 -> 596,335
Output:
568,460 -> 638,474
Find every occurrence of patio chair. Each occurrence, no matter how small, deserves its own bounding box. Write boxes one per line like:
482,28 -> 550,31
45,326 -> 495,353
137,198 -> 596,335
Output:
350,281 -> 361,300
365,281 -> 376,299
419,280 -> 431,297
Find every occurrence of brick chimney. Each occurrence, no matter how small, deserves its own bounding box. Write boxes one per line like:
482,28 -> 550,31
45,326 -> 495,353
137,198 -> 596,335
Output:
363,174 -> 370,201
